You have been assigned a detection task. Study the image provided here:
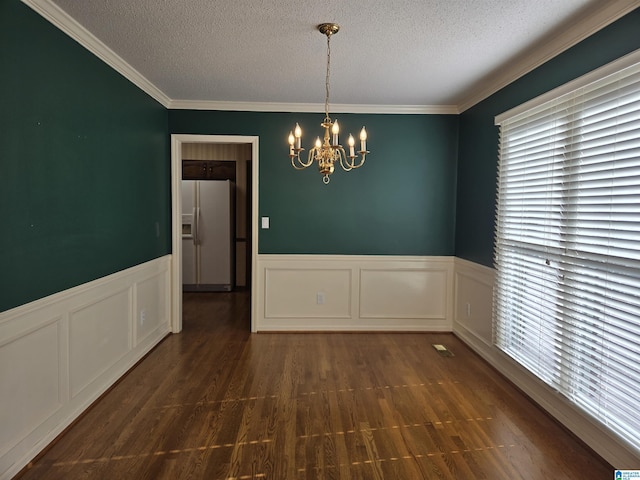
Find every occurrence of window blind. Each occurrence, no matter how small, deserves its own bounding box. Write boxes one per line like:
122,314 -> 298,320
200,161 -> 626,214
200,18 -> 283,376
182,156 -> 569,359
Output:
494,58 -> 640,452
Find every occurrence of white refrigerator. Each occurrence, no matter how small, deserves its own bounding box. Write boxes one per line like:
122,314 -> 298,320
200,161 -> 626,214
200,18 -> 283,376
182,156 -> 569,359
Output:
182,179 -> 234,291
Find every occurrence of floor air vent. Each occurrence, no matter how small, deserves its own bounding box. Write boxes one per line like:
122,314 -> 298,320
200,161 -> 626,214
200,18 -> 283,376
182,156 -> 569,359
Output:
432,344 -> 454,357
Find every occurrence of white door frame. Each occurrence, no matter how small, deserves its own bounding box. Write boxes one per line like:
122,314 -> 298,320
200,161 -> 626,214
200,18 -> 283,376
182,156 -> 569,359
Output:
170,134 -> 259,333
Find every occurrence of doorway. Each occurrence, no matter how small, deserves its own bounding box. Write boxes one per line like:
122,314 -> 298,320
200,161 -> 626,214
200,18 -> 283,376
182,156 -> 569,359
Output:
170,135 -> 259,333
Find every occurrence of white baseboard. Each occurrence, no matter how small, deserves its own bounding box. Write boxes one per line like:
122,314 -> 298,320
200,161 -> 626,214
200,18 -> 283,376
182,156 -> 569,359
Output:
255,255 -> 454,331
0,256 -> 172,479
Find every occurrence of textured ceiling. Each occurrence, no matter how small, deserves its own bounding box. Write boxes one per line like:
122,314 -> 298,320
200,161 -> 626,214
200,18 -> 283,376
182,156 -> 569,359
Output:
45,0 -> 634,109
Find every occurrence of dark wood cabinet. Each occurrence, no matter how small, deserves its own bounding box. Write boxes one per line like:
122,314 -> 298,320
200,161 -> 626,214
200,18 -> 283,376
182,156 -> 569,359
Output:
182,160 -> 236,181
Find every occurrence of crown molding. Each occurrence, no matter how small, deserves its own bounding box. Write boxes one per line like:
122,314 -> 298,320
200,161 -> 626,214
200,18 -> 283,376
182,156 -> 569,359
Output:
457,0 -> 640,113
21,0 -> 172,108
167,100 -> 459,115
18,0 -> 454,116
21,0 -> 638,116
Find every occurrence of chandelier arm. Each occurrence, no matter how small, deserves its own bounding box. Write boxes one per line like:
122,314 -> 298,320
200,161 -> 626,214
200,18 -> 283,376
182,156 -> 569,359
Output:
337,148 -> 353,171
290,158 -> 308,170
290,150 -> 314,169
341,153 -> 354,169
308,148 -> 319,167
343,154 -> 366,169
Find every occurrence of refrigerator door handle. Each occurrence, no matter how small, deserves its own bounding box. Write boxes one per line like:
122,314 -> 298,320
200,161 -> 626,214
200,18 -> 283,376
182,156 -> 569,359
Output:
192,207 -> 199,245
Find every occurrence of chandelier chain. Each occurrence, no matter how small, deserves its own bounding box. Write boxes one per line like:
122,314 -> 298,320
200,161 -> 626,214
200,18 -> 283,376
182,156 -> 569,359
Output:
325,33 -> 331,121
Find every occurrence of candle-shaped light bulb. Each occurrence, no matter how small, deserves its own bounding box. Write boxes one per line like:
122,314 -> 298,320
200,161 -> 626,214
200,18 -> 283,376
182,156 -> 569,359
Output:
288,132 -> 295,155
360,126 -> 367,152
294,123 -> 302,149
348,134 -> 355,157
315,137 -> 322,149
332,120 -> 339,146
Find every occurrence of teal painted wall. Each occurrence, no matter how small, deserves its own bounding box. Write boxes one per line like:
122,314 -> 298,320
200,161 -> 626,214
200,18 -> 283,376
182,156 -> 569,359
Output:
169,111 -> 459,255
455,7 -> 640,267
0,1 -> 171,312
6,0 -> 634,311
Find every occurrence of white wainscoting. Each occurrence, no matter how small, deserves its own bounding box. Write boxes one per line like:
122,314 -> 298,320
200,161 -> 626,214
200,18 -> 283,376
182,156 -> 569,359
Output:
256,255 -> 454,331
0,256 -> 172,479
452,257 -> 495,347
452,257 -> 640,468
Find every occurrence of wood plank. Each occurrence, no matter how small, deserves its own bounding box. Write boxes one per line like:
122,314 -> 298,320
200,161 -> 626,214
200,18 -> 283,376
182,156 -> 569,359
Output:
16,292 -> 613,479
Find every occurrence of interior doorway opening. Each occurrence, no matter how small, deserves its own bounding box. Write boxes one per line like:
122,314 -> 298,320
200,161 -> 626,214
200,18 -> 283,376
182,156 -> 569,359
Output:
181,144 -> 252,292
170,135 -> 258,333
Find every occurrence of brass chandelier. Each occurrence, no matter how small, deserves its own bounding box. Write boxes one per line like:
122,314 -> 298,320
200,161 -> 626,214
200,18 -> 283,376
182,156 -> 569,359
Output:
288,23 -> 369,184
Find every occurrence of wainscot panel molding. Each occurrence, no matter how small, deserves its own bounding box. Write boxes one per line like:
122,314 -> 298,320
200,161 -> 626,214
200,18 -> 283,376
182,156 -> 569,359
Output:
256,255 -> 454,332
0,256 -> 171,480
452,257 -> 495,347
451,257 -> 640,468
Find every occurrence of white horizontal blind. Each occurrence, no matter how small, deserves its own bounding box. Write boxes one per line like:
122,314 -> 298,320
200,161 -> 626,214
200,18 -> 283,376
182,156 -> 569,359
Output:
494,59 -> 640,452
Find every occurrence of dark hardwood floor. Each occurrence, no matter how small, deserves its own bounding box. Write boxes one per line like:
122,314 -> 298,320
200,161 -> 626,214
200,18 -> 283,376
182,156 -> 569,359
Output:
17,291 -> 612,479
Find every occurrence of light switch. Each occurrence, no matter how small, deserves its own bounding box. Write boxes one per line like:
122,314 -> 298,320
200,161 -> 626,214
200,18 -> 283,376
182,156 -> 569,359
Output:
261,216 -> 270,229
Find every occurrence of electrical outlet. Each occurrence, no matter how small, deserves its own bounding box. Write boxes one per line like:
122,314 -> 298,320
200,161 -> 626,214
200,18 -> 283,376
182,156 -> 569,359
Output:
466,303 -> 471,317
317,292 -> 325,305
140,309 -> 146,326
